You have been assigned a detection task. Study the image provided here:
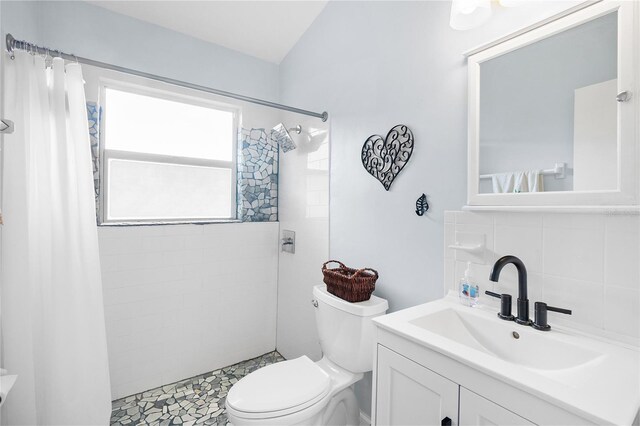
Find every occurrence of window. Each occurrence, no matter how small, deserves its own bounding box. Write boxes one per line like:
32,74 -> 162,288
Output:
100,85 -> 238,223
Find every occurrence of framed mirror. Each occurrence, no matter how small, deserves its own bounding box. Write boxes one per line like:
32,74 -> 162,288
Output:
467,0 -> 639,208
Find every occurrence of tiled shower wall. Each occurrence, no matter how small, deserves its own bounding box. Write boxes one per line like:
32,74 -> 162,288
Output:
276,112 -> 330,361
445,210 -> 640,345
238,128 -> 278,222
99,222 -> 279,399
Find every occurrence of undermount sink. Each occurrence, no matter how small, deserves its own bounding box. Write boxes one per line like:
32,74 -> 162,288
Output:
409,308 -> 604,371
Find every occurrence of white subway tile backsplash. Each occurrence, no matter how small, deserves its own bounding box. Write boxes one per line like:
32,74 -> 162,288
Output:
494,225 -> 543,273
542,275 -> 604,329
494,212 -> 543,228
455,211 -> 494,226
543,213 -> 605,231
444,210 -> 639,344
605,215 -> 640,234
604,230 -> 640,289
543,227 -> 604,283
604,286 -> 640,339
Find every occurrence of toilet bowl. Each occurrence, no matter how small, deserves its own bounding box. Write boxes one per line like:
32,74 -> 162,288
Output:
226,285 -> 388,426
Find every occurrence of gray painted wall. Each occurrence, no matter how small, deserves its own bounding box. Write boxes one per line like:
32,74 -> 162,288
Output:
1,1 -> 280,102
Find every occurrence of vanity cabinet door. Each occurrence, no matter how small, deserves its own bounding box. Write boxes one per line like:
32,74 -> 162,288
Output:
375,345 -> 459,426
460,387 -> 534,426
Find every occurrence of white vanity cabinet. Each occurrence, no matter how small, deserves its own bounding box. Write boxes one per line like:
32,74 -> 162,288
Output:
375,346 -> 458,426
372,329 -> 598,426
459,388 -> 534,426
374,345 -> 535,426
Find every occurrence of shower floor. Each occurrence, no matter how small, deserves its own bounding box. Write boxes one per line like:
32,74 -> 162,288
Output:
110,351 -> 285,426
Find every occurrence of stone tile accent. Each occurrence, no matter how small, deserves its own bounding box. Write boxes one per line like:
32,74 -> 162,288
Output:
86,102 -> 101,218
237,128 -> 279,222
110,351 -> 285,425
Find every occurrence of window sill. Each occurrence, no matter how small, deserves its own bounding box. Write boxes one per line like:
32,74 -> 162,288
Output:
98,219 -> 242,227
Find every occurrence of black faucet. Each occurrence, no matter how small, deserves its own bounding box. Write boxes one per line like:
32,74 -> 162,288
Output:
489,255 -> 530,326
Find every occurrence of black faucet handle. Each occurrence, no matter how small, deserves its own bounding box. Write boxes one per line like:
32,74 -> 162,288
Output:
532,302 -> 572,331
484,290 -> 515,321
547,305 -> 572,315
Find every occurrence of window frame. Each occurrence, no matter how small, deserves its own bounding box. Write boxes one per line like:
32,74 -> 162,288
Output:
98,78 -> 239,225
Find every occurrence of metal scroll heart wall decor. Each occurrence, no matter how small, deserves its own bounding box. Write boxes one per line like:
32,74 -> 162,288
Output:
361,124 -> 414,191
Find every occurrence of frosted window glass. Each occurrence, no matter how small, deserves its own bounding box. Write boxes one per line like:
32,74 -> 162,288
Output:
105,88 -> 234,161
107,159 -> 232,220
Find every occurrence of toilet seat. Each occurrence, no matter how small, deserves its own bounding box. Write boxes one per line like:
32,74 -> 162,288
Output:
226,356 -> 331,419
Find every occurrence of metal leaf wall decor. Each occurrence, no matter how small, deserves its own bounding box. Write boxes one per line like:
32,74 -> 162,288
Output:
361,124 -> 414,191
415,193 -> 429,216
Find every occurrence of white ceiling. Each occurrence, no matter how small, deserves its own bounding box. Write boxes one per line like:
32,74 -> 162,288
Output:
87,1 -> 328,64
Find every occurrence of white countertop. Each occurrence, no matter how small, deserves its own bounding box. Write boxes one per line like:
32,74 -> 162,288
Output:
373,292 -> 640,425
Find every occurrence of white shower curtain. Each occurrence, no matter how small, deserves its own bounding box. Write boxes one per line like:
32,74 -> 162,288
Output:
1,52 -> 111,424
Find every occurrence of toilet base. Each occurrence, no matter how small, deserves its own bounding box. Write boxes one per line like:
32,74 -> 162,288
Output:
226,357 -> 363,426
320,386 -> 360,426
227,385 -> 360,426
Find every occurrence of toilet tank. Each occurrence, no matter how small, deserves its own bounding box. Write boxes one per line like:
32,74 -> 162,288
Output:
312,285 -> 389,373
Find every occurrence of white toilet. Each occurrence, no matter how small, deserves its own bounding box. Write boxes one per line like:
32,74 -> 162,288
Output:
225,284 -> 389,426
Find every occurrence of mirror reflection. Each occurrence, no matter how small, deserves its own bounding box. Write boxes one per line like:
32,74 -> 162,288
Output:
478,12 -> 618,194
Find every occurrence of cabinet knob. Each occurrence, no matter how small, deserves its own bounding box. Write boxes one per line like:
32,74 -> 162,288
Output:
441,416 -> 452,426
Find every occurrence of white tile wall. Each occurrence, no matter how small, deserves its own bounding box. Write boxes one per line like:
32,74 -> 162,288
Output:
276,112 -> 330,361
445,211 -> 640,346
99,222 -> 279,399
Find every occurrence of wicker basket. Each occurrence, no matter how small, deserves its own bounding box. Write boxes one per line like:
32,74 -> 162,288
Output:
321,260 -> 379,303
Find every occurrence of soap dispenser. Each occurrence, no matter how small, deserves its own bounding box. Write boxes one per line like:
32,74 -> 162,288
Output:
459,262 -> 479,307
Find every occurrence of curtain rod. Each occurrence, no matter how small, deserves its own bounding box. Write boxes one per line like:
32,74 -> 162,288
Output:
5,33 -> 328,122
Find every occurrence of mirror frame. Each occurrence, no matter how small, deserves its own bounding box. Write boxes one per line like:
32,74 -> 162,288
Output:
467,0 -> 639,208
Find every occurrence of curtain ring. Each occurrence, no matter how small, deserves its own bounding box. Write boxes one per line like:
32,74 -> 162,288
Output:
45,47 -> 52,68
7,38 -> 15,60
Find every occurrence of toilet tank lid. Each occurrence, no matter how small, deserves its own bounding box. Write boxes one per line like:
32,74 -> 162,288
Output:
313,285 -> 389,316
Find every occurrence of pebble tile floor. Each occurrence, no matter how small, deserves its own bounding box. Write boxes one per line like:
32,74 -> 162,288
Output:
110,351 -> 285,426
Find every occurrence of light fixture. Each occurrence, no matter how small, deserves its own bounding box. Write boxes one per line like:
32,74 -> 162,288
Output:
498,0 -> 525,7
449,0 -> 493,30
